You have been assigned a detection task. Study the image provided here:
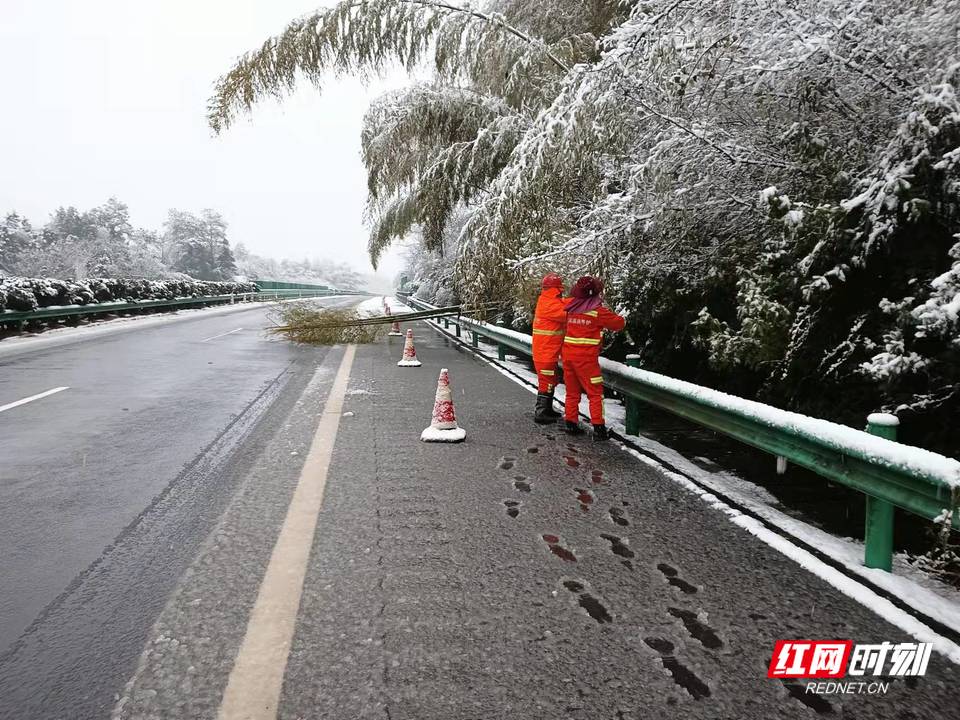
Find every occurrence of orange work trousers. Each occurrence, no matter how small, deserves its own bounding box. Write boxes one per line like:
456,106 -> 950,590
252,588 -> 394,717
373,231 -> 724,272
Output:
561,350 -> 604,424
532,338 -> 563,393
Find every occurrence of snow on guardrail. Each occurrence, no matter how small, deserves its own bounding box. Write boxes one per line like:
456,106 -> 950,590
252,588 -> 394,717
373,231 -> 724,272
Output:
600,357 -> 960,490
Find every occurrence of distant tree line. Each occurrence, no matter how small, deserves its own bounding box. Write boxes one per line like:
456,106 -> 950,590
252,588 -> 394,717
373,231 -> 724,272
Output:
232,244 -> 366,290
0,198 -> 237,281
0,198 -> 368,288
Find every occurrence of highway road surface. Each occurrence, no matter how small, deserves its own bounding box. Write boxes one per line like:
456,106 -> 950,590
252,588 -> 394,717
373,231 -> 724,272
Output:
1,304 -> 958,719
0,297 -> 358,718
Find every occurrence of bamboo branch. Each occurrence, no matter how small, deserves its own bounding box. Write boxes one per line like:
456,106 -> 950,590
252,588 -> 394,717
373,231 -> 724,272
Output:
402,0 -> 571,74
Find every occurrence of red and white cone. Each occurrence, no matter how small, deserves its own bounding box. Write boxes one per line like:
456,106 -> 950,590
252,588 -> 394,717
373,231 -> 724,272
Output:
397,329 -> 421,367
421,368 -> 466,442
385,305 -> 402,335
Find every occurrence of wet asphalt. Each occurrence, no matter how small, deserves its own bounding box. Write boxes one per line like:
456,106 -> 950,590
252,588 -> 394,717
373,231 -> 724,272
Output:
106,325 -> 959,720
0,297 -> 359,719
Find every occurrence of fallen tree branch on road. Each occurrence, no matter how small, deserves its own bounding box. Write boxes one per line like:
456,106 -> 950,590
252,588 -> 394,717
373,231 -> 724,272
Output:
268,301 -> 509,344
268,307 -> 384,345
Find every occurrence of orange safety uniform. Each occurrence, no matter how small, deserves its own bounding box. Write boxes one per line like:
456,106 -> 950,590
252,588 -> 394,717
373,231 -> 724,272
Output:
532,287 -> 568,393
561,306 -> 625,424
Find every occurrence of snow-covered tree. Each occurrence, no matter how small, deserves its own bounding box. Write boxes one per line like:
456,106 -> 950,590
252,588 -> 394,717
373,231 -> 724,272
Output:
212,0 -> 960,451
162,208 -> 238,281
0,213 -> 35,273
11,199 -> 136,277
208,0 -> 625,267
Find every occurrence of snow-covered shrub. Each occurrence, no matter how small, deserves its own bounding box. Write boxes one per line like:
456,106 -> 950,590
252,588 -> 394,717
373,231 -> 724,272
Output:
692,274 -> 792,372
3,285 -> 38,312
0,276 -> 258,314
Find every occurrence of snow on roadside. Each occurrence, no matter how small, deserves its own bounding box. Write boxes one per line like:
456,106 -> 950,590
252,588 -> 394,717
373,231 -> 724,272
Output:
614,425 -> 960,638
603,358 -> 960,489
418,315 -> 960,656
356,295 -> 414,317
356,296 -> 387,317
386,296 -> 413,314
653,457 -> 960,664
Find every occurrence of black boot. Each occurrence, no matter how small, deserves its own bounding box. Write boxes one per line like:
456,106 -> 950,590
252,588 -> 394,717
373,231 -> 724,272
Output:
545,391 -> 563,419
533,393 -> 554,425
593,424 -> 609,442
534,392 -> 561,423
563,420 -> 584,435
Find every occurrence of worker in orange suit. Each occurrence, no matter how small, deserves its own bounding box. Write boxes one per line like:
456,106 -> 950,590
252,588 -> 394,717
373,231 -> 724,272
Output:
561,276 -> 625,441
532,272 -> 568,424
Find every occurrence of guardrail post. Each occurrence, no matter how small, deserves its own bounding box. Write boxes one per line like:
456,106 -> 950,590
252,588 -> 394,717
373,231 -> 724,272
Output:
497,343 -> 506,361
624,354 -> 642,436
455,322 -> 461,338
864,413 -> 899,572
471,330 -> 479,348
444,318 -> 449,330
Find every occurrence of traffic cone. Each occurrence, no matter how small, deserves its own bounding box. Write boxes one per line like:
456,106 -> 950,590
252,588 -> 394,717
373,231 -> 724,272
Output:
385,304 -> 402,335
421,368 -> 466,442
397,329 -> 422,367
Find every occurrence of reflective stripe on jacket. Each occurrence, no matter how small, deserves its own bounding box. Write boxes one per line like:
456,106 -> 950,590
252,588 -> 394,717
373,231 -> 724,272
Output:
532,288 -> 569,362
562,306 -> 625,356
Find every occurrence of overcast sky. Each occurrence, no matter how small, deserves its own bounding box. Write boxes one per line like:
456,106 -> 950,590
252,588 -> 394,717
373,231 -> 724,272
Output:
0,0 -> 409,281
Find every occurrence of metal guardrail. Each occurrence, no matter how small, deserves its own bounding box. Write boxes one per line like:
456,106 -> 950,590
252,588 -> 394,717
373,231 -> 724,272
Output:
254,279 -> 335,291
257,289 -> 341,299
0,289 -> 346,327
396,292 -> 960,573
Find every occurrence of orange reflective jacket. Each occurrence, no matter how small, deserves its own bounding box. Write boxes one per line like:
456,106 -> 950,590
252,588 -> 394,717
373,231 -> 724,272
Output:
532,288 -> 568,362
562,306 -> 625,357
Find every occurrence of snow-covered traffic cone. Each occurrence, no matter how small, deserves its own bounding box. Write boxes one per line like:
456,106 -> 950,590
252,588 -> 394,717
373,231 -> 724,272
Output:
421,368 -> 466,442
397,329 -> 422,367
385,305 -> 403,335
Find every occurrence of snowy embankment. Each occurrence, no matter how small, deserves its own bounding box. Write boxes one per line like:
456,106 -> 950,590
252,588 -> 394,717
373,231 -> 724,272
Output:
0,276 -> 258,313
413,310 -> 960,659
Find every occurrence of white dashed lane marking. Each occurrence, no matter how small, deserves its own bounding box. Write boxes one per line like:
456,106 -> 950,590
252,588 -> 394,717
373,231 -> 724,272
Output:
0,387 -> 69,414
201,328 -> 244,343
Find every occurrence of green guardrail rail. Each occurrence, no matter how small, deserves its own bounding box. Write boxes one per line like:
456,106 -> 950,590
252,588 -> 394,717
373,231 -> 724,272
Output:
396,292 -> 960,573
0,289 -> 349,328
253,279 -> 335,291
